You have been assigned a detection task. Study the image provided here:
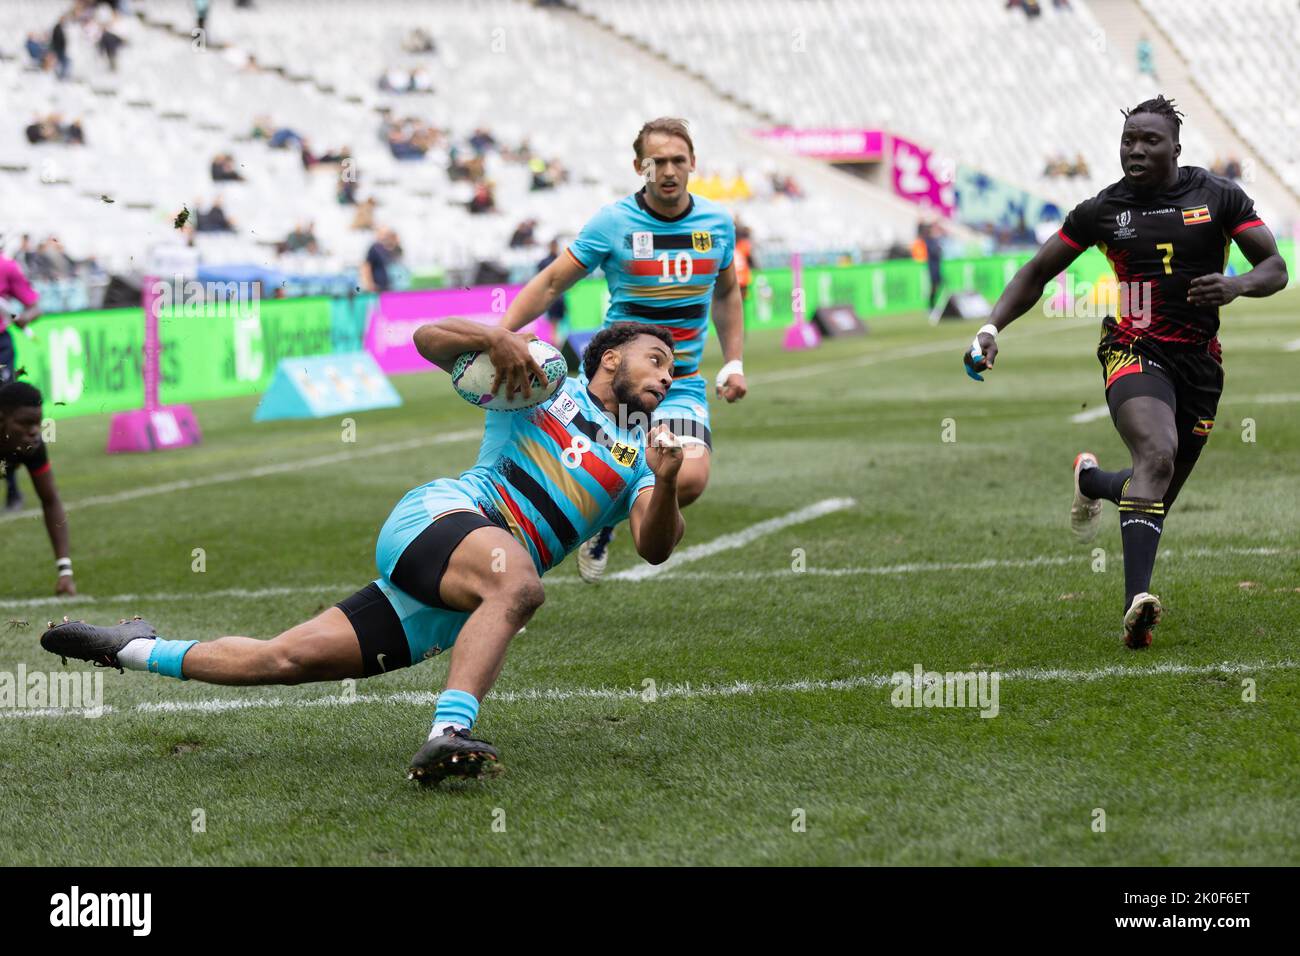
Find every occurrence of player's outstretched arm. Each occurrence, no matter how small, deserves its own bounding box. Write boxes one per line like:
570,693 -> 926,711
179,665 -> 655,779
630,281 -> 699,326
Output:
969,233 -> 1083,372
629,425 -> 686,565
497,253 -> 589,333
413,319 -> 546,399
711,263 -> 747,402
31,466 -> 74,596
1187,224 -> 1288,307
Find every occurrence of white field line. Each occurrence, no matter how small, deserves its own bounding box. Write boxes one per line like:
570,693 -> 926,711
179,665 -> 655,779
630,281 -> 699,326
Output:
747,316 -> 1094,387
1070,406 -> 1111,424
607,497 -> 856,581
1072,392 -> 1300,423
1284,338 -> 1300,352
4,545 -> 1295,610
4,658 -> 1297,720
0,429 -> 481,525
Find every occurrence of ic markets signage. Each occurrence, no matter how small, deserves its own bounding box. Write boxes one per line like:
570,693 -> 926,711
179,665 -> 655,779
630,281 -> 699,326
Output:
11,298 -> 347,419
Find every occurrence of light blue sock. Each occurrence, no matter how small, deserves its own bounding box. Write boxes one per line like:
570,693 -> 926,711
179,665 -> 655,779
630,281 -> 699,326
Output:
432,689 -> 479,734
146,639 -> 198,680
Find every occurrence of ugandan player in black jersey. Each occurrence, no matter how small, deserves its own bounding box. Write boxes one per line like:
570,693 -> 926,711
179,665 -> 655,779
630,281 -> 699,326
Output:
965,96 -> 1288,649
1,382 -> 76,596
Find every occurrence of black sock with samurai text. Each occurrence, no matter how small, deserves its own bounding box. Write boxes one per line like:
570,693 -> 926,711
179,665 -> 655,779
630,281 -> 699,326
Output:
1079,466 -> 1134,504
1118,497 -> 1165,613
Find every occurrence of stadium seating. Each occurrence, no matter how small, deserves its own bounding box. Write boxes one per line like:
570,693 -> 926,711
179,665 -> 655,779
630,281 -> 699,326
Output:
569,0 -> 1218,205
2,0 -> 907,278
1139,0 -> 1300,196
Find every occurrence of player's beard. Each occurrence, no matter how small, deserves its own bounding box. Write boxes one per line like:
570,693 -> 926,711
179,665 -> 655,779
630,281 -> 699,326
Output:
610,364 -> 655,420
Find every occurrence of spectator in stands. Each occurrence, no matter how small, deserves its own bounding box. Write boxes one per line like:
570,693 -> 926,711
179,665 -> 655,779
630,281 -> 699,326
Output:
361,228 -> 402,293
468,181 -> 496,215
1137,35 -> 1156,79
734,222 -> 757,301
383,116 -> 436,160
254,116 -> 304,149
13,236 -> 39,275
914,222 -> 945,310
1071,152 -> 1090,179
535,239 -> 567,326
509,219 -> 538,249
24,114 -> 85,147
25,31 -> 50,68
468,128 -> 497,155
351,197 -> 377,231
50,15 -> 70,80
29,236 -> 77,281
278,222 -> 319,256
95,9 -> 126,72
401,27 -> 436,54
1211,156 -> 1244,182
337,164 -> 359,205
211,153 -> 244,181
770,172 -> 803,199
380,67 -> 412,93
410,68 -> 433,93
195,198 -> 235,233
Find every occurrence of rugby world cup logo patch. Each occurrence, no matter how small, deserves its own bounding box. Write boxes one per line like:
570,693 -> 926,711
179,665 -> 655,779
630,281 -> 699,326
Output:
1116,210 -> 1132,228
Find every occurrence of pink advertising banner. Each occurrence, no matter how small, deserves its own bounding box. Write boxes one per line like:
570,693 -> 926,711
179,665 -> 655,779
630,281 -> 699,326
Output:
889,134 -> 956,219
363,285 -> 556,375
754,128 -> 885,161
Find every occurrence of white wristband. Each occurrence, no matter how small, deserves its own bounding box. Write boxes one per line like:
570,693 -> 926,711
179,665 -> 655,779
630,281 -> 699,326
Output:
56,558 -> 72,570
972,324 -> 998,354
715,359 -> 744,389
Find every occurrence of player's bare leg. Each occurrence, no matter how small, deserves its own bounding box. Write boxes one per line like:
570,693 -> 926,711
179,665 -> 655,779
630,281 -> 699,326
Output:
408,525 -> 544,783
40,608 -> 364,684
435,526 -> 545,699
179,610 -> 364,684
1110,390 -> 1179,648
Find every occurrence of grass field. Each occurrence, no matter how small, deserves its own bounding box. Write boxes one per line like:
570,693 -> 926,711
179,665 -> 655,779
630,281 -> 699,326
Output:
3,291 -> 1298,866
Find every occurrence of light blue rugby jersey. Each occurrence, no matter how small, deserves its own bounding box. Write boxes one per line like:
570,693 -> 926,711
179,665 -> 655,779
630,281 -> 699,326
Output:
457,378 -> 657,574
566,188 -> 734,379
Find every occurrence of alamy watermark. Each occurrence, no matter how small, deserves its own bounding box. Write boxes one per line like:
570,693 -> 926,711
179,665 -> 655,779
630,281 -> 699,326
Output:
890,663 -> 1000,718
1,664 -> 104,717
1043,274 -> 1155,327
150,274 -> 261,318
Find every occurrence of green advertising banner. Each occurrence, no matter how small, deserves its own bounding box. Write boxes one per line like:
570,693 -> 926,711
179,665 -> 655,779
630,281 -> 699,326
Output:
9,295 -> 372,419
561,238 -> 1294,330
10,239 -> 1290,421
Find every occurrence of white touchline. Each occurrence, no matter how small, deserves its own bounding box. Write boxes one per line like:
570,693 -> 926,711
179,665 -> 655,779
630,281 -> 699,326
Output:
4,659 -> 1296,720
0,429 -> 480,525
5,545 -> 1294,609
1,584 -> 359,610
608,497 -> 857,581
1285,338 -> 1300,352
1070,406 -> 1111,424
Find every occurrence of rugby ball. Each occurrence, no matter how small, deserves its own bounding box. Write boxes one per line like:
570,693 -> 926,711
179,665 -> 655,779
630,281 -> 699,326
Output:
450,339 -> 568,411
